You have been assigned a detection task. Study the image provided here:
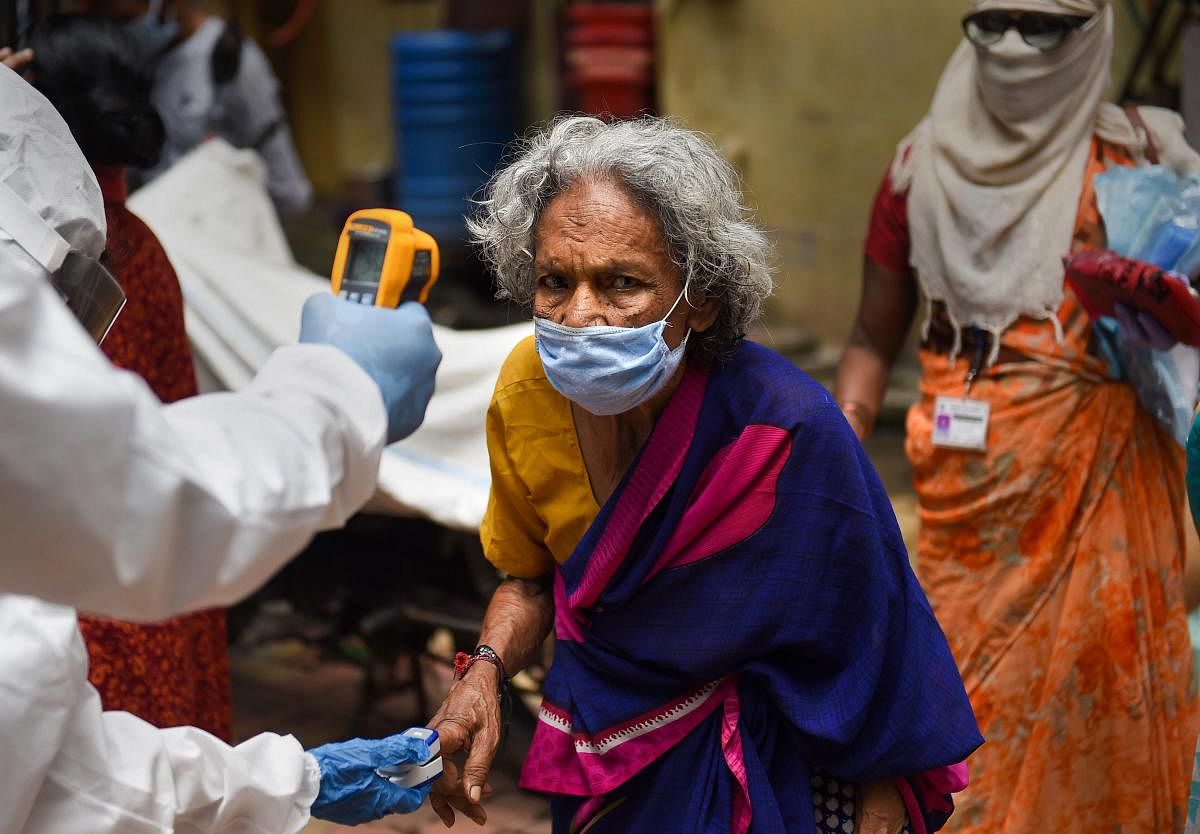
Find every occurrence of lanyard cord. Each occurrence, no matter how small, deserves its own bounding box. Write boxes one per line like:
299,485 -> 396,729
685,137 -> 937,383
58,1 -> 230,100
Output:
964,327 -> 987,395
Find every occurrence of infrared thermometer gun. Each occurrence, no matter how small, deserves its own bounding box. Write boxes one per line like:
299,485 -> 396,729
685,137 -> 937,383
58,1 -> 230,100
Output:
376,727 -> 443,789
330,209 -> 440,308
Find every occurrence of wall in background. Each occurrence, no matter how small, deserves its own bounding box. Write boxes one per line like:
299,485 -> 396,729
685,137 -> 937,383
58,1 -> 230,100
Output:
656,0 -> 1142,344
275,0 -> 444,195
251,0 -> 1146,343
254,0 -> 559,196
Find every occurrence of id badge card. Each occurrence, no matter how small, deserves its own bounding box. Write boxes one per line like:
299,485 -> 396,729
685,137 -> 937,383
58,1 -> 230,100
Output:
932,396 -> 990,451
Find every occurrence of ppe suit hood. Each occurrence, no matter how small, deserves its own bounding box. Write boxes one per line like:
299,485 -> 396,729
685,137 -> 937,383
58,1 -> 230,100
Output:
0,66 -> 105,265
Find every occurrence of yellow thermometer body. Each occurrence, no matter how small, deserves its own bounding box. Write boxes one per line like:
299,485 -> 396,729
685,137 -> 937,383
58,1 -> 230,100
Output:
331,209 -> 440,307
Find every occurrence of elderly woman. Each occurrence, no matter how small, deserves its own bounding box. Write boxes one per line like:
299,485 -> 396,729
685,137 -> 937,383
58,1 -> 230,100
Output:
427,116 -> 981,834
834,1 -> 1200,832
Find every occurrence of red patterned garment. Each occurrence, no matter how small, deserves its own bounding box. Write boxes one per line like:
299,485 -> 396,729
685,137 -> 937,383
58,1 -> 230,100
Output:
75,165 -> 232,741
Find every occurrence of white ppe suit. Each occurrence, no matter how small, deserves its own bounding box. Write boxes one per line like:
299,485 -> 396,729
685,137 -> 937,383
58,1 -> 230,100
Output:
0,67 -> 385,832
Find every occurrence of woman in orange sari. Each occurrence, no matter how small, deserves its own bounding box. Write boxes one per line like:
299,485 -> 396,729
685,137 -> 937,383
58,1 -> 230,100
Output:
29,15 -> 231,739
835,1 -> 1200,831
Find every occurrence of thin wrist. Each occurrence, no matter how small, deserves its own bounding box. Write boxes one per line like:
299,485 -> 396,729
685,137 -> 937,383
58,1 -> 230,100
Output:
840,400 -> 877,433
454,644 -> 508,692
465,658 -> 500,685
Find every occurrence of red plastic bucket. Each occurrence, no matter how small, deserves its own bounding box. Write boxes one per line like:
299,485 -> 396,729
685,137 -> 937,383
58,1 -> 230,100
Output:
562,3 -> 655,117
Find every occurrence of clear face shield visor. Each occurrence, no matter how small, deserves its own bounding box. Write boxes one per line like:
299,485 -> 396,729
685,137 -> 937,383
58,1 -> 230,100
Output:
0,180 -> 125,345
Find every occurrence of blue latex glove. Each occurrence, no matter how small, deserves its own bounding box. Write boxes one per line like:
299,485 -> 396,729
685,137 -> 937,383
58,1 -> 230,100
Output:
308,733 -> 434,826
300,294 -> 442,443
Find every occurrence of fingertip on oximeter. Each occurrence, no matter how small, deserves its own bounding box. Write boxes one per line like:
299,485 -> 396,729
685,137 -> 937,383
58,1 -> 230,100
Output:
376,727 -> 443,788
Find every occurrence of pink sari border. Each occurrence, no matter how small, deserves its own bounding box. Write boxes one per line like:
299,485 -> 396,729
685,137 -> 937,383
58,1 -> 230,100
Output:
569,362 -> 710,610
893,761 -> 969,834
646,425 -> 791,583
894,777 -> 928,834
520,678 -> 734,796
569,796 -> 609,834
554,570 -> 588,643
720,682 -> 752,834
904,760 -> 969,827
920,761 -> 969,796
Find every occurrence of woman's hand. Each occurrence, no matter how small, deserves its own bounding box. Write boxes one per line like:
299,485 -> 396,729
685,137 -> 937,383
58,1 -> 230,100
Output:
427,662 -> 502,827
0,47 -> 33,72
856,780 -> 909,834
424,575 -> 554,826
427,757 -> 489,828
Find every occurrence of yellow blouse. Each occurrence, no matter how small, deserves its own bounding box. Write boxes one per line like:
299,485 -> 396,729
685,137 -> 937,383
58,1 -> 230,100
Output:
480,336 -> 601,578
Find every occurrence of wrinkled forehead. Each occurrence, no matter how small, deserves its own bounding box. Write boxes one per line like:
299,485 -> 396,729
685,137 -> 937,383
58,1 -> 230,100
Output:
535,177 -> 664,244
968,0 -> 1103,14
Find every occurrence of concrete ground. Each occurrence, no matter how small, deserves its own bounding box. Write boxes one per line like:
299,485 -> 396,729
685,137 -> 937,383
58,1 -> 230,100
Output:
229,417 -> 916,834
230,639 -> 552,834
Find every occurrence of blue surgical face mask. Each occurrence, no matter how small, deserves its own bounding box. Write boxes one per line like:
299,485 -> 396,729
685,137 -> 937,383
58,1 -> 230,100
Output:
124,0 -> 179,66
534,283 -> 692,416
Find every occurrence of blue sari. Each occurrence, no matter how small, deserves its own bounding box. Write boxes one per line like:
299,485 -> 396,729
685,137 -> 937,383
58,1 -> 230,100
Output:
519,342 -> 982,833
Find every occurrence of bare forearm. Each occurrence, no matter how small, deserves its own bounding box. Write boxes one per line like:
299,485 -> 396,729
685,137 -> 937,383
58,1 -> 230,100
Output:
427,573 -> 555,820
834,258 -> 918,440
477,575 -> 554,676
835,338 -> 894,440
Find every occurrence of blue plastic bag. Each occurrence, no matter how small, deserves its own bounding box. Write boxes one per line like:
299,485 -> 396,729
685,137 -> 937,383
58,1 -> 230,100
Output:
1095,166 -> 1182,256
1092,166 -> 1200,444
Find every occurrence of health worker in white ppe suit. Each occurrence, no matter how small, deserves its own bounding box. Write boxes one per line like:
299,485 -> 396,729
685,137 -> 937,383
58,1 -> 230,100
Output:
0,65 -> 444,833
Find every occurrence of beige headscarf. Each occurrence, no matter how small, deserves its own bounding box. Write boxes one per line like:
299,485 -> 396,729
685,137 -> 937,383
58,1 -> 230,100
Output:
892,0 -> 1200,361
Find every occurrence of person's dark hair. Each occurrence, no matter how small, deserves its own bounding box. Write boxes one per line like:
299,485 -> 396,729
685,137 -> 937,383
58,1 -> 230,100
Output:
29,15 -> 165,168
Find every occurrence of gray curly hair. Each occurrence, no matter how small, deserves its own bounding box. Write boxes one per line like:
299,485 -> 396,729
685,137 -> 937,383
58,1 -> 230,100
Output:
468,115 -> 774,361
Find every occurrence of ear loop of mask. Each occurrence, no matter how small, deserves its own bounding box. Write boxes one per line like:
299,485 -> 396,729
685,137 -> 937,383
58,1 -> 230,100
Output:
662,276 -> 695,327
661,275 -> 697,354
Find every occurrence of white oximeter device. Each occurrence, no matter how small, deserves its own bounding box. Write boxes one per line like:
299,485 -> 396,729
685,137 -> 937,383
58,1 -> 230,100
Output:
376,727 -> 443,789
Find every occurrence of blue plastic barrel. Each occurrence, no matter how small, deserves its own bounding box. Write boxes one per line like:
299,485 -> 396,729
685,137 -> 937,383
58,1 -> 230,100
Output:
392,30 -> 518,247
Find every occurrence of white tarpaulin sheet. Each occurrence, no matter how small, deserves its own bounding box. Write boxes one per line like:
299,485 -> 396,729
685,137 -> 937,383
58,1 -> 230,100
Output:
128,140 -> 529,531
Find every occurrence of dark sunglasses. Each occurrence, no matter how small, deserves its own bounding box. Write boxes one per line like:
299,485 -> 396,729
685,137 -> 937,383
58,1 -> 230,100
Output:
962,11 -> 1091,52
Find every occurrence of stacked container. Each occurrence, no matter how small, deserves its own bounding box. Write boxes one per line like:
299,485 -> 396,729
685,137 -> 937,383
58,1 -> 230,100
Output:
392,30 -> 519,247
563,3 -> 655,120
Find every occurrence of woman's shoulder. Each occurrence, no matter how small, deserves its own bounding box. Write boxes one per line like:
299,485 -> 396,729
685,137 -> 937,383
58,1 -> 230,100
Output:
490,335 -> 572,428
494,335 -> 548,392
1097,104 -> 1200,175
720,339 -> 828,390
712,341 -> 843,429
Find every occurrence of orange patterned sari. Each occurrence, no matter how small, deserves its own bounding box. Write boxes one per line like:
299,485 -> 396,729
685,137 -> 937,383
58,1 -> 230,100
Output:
907,138 -> 1198,832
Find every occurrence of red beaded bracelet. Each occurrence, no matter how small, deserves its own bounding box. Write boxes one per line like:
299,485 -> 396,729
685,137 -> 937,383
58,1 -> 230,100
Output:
453,645 -> 507,686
